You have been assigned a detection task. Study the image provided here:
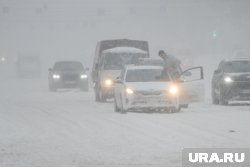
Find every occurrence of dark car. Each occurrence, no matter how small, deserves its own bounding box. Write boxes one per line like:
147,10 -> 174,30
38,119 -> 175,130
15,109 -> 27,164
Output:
211,59 -> 250,105
48,61 -> 89,91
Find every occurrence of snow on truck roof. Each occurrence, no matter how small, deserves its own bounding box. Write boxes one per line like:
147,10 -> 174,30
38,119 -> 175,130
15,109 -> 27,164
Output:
125,65 -> 163,70
102,47 -> 147,54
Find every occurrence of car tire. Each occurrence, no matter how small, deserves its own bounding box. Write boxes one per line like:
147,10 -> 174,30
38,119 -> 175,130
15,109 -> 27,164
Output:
180,104 -> 189,108
99,89 -> 107,102
170,106 -> 181,113
212,90 -> 219,104
169,98 -> 181,113
219,88 -> 228,105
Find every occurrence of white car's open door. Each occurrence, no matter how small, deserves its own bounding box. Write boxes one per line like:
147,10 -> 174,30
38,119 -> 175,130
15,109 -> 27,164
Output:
178,66 -> 204,104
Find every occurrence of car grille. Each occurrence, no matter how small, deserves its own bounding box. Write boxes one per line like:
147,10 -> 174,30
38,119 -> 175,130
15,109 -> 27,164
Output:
234,74 -> 250,82
235,81 -> 250,90
61,74 -> 79,81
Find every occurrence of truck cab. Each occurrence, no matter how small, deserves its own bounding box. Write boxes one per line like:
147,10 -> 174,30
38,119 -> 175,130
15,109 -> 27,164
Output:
92,39 -> 149,102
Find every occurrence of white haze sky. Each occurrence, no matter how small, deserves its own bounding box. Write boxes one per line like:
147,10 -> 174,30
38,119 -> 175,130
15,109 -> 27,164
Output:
0,0 -> 250,70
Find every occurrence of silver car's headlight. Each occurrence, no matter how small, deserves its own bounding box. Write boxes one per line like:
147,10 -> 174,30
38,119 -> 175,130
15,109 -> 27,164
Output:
224,76 -> 233,83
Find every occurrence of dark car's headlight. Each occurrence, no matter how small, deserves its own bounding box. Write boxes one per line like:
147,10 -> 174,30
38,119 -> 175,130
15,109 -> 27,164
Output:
80,74 -> 88,79
224,76 -> 233,83
53,74 -> 60,79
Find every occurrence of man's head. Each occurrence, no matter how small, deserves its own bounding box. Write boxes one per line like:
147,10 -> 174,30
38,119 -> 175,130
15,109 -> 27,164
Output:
158,50 -> 166,59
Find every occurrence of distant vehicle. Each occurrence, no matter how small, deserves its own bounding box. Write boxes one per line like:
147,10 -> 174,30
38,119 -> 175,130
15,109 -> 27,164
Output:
16,56 -> 41,78
92,39 -> 149,102
114,65 -> 204,113
212,58 -> 250,105
48,61 -> 89,92
137,58 -> 164,66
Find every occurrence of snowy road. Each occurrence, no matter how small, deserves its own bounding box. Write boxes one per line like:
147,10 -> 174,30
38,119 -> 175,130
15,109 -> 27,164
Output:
1,78 -> 250,167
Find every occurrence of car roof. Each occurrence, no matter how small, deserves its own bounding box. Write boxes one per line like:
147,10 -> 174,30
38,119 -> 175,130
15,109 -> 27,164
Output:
125,65 -> 163,70
223,58 -> 250,62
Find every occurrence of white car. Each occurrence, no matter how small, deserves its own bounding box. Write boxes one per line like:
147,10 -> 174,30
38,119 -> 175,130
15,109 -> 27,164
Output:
114,65 -> 204,113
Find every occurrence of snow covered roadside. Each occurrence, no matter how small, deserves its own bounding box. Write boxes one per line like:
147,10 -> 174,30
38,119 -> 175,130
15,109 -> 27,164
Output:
0,78 -> 250,167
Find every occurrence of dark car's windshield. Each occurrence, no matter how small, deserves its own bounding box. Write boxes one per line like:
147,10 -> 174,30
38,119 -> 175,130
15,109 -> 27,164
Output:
224,61 -> 250,73
102,52 -> 146,70
54,62 -> 84,71
125,69 -> 169,82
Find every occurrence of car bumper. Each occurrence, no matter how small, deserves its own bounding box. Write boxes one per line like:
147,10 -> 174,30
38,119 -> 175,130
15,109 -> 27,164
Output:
123,94 -> 178,110
102,86 -> 114,98
222,82 -> 250,101
52,79 -> 88,88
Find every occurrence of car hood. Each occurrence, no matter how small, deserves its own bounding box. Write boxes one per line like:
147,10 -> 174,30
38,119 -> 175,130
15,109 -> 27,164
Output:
125,82 -> 170,92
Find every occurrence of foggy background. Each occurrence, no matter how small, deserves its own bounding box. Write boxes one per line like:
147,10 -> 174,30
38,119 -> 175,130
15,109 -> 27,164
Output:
0,0 -> 250,97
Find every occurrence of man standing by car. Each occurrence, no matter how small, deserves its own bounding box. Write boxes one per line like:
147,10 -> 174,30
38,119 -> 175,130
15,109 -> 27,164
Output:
158,50 -> 182,79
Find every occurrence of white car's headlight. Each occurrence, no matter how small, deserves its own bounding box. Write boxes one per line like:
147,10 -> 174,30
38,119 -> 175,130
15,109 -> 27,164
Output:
169,85 -> 178,95
104,78 -> 113,87
80,74 -> 88,79
224,76 -> 233,83
53,74 -> 60,79
126,88 -> 134,95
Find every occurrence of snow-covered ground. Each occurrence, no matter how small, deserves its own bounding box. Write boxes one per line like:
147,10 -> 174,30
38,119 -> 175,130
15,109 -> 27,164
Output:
0,77 -> 250,167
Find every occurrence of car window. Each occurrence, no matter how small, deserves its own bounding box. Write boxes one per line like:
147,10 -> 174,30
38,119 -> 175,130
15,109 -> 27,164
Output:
125,69 -> 169,82
54,62 -> 84,71
102,52 -> 145,70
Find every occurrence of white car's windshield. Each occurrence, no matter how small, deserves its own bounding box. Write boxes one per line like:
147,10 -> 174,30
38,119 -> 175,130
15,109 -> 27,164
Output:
125,69 -> 170,82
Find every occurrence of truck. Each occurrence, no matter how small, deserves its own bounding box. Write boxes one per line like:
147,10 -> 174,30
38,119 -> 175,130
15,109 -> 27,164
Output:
92,39 -> 149,102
